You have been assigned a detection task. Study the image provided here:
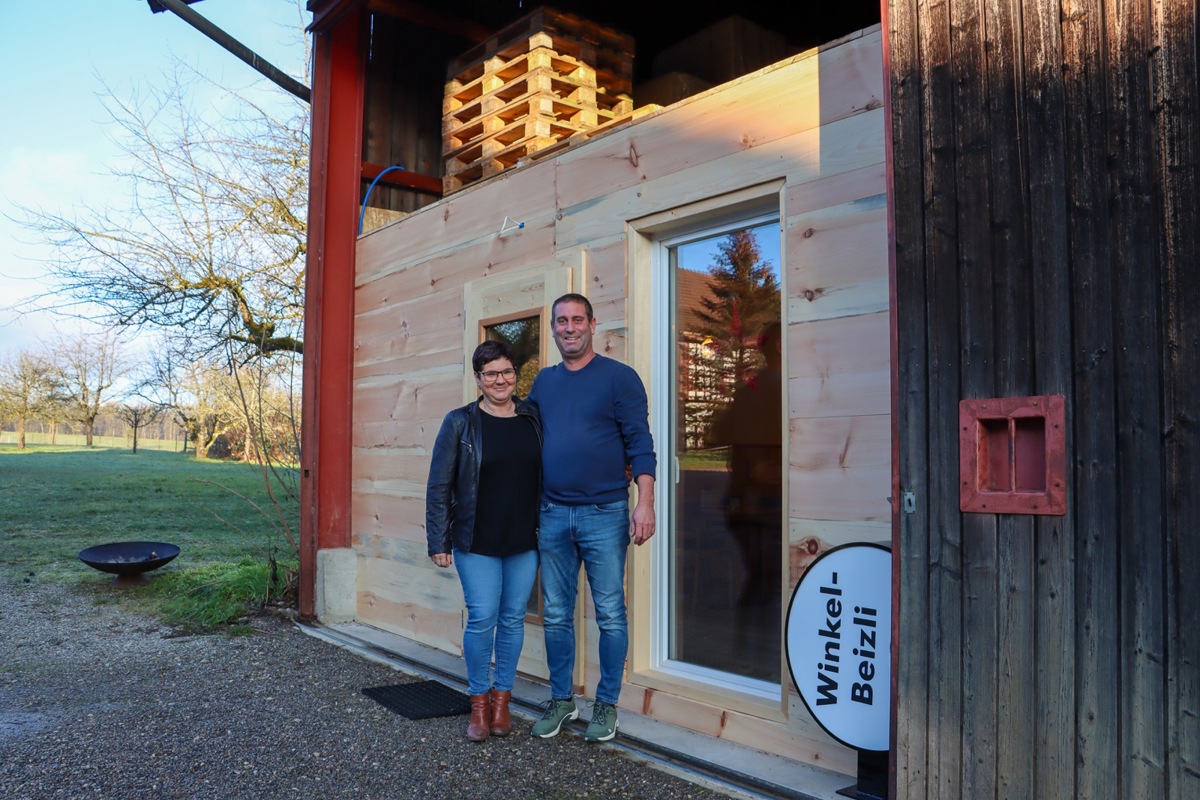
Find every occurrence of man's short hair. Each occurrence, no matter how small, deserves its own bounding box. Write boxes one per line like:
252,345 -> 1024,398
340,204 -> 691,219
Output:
551,293 -> 594,321
472,339 -> 515,373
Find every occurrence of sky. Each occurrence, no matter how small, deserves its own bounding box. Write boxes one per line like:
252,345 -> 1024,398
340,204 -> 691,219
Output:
0,0 -> 312,357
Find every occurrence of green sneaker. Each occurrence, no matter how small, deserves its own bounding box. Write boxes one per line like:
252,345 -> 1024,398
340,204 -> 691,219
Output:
584,701 -> 619,742
531,698 -> 578,738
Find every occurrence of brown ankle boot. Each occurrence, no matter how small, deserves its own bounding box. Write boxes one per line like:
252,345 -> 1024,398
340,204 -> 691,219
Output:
489,689 -> 512,736
466,693 -> 491,741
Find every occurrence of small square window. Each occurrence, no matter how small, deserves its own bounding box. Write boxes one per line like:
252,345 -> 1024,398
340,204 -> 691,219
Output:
959,395 -> 1066,515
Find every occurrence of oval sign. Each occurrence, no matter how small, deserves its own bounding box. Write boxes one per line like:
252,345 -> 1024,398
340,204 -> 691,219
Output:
785,542 -> 891,752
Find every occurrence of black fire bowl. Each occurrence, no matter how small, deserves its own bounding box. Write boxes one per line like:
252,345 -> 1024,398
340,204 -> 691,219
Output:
78,541 -> 181,585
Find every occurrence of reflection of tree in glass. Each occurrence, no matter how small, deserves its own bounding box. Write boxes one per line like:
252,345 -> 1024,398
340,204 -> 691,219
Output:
485,317 -> 540,398
693,229 -> 781,391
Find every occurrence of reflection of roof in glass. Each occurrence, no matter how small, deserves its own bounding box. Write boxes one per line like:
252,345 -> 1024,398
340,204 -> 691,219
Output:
676,268 -> 718,334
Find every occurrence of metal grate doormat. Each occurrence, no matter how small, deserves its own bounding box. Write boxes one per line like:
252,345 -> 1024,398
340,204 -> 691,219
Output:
361,681 -> 472,720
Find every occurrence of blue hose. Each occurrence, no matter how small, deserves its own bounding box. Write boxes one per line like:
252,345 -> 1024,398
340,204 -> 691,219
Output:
358,165 -> 407,235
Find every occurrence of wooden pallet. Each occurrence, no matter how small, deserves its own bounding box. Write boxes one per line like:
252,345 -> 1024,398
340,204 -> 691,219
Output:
445,65 -> 632,139
442,8 -> 635,194
442,104 -> 663,194
446,6 -> 633,91
445,49 -> 632,122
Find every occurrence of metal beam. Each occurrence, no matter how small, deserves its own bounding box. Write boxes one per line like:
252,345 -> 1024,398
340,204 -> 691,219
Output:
152,0 -> 312,103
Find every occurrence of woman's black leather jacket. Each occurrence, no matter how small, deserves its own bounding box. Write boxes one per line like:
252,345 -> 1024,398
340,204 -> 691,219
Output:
425,396 -> 541,557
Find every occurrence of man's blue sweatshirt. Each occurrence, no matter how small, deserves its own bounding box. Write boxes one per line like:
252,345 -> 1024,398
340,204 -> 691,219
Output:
528,354 -> 657,505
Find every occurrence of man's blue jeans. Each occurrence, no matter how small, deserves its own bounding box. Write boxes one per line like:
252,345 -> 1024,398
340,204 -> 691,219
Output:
538,499 -> 630,705
453,548 -> 539,696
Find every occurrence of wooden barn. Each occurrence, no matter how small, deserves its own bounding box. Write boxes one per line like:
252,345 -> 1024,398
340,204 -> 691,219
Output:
299,0 -> 1199,797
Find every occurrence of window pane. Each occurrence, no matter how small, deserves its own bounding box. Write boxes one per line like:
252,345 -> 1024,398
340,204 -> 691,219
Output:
671,222 -> 782,683
485,317 -> 540,400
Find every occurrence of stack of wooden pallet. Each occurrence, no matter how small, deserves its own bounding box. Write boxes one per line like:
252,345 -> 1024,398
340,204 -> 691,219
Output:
442,7 -> 635,193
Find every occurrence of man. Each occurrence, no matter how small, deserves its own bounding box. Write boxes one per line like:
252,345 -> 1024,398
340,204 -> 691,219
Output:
527,293 -> 656,743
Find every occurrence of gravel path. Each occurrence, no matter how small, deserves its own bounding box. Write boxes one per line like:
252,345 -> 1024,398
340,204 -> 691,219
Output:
0,581 -> 728,800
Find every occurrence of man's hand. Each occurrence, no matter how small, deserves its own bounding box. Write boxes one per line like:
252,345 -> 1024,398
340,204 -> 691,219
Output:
630,474 -> 656,546
431,553 -> 453,568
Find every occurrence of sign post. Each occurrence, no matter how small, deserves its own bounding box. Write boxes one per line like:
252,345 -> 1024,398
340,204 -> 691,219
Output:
785,542 -> 891,800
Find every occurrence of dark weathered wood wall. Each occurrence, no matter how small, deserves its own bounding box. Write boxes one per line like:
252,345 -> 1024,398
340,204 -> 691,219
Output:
361,14 -> 447,214
886,0 -> 1198,796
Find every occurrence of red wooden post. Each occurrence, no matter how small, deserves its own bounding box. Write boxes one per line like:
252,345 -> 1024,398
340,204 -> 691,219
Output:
300,3 -> 365,618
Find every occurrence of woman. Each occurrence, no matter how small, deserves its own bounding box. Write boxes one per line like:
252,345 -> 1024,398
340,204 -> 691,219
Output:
425,340 -> 541,741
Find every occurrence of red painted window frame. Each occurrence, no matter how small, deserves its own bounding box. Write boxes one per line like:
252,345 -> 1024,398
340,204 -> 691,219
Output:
959,395 -> 1067,515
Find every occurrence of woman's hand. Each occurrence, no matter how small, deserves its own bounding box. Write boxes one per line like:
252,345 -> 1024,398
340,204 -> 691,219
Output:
431,553 -> 453,568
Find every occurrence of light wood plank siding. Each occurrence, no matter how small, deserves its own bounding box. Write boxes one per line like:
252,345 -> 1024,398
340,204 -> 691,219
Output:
350,28 -> 888,773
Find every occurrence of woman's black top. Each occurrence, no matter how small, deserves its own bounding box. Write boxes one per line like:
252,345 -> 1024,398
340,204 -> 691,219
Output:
471,412 -> 540,556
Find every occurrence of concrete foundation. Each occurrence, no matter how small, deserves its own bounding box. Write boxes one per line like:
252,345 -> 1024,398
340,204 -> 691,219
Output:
315,547 -> 356,623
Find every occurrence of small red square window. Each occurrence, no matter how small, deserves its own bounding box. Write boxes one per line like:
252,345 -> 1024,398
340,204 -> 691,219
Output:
959,395 -> 1066,515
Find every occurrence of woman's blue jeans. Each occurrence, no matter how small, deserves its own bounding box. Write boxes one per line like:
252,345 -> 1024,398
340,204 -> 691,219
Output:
453,548 -> 539,696
538,499 -> 629,705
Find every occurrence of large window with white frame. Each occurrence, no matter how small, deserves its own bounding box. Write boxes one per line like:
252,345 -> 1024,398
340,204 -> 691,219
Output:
650,204 -> 785,696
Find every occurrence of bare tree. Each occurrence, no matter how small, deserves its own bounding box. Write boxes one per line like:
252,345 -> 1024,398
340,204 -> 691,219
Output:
143,340 -> 197,453
0,348 -> 62,449
226,345 -> 301,557
51,331 -> 129,447
181,361 -> 234,458
115,400 -> 164,454
17,56 -> 309,360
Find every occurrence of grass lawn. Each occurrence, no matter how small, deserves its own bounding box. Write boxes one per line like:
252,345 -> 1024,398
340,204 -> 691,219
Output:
0,444 -> 299,629
680,448 -> 730,471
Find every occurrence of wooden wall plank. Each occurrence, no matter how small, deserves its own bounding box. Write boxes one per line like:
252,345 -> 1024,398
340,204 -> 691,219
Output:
554,30 -> 884,210
946,0 -> 999,794
557,110 -> 886,251
1105,0 -> 1168,796
352,475 -> 426,504
576,240 -> 628,319
352,491 -> 427,542
788,414 -> 891,522
355,165 -> 559,283
353,370 -> 461,466
357,213 -> 559,296
787,162 -> 887,218
612,685 -> 859,773
785,193 -> 890,323
788,519 -> 889,588
1019,0 -> 1077,795
1058,0 -> 1121,797
357,555 -> 465,653
1155,0 -> 1200,795
353,414 -> 442,453
913,0 -> 966,794
787,312 -> 891,419
885,0 -> 930,790
354,288 -> 465,377
789,518 -> 890,546
355,371 -> 461,426
978,0 -> 1039,792
352,531 -> 427,563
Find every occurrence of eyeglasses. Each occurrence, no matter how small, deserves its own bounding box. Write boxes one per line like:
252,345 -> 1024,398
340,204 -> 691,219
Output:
478,368 -> 516,383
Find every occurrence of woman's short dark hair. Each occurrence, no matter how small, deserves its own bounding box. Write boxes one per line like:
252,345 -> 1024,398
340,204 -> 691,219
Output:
472,339 -> 515,374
